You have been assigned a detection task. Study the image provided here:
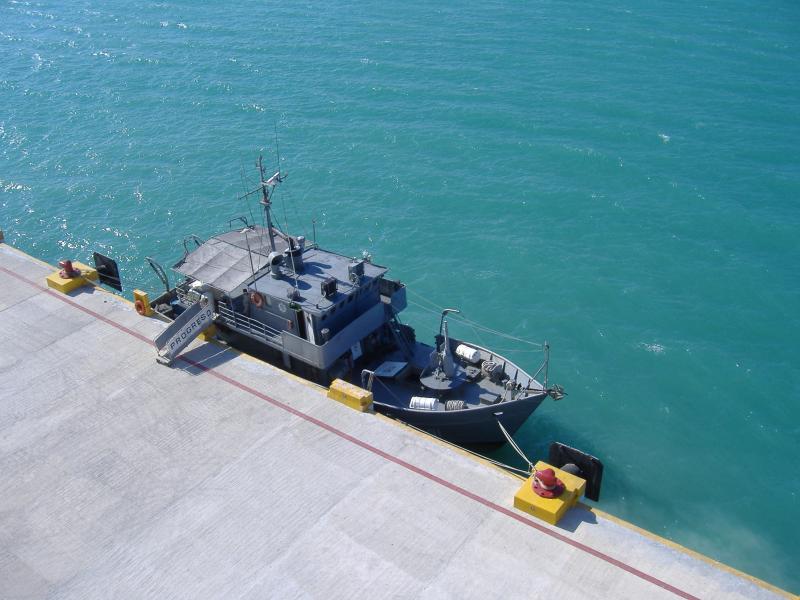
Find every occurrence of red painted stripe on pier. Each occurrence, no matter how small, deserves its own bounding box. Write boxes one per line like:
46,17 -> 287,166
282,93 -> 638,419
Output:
0,264 -> 699,600
1,267 -> 154,346
177,354 -> 698,600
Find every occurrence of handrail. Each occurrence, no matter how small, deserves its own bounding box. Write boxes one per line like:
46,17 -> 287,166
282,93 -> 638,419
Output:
216,299 -> 282,341
182,234 -> 205,256
145,257 -> 170,294
228,216 -> 249,229
175,284 -> 197,306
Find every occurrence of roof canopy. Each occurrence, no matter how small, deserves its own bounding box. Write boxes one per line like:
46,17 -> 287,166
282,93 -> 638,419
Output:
173,226 -> 389,311
173,226 -> 288,294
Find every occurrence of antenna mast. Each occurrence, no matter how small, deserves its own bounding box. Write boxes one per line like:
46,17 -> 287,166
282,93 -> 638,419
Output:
258,155 -> 282,252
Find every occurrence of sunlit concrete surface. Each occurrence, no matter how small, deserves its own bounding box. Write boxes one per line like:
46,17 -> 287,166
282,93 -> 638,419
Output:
0,242 -> 789,600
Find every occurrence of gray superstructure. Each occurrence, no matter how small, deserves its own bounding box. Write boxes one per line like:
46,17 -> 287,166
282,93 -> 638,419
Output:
171,222 -> 407,381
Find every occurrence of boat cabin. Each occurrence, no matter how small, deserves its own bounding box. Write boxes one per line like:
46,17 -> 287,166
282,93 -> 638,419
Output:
171,224 -> 407,380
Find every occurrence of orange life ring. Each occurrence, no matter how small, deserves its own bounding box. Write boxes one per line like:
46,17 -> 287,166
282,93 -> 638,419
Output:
250,291 -> 264,308
134,299 -> 146,316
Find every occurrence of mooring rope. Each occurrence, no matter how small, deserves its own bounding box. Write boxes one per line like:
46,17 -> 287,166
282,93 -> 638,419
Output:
407,291 -> 544,349
496,419 -> 534,473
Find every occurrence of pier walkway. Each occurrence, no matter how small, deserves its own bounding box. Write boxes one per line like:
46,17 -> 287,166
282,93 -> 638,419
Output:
0,243 -> 789,599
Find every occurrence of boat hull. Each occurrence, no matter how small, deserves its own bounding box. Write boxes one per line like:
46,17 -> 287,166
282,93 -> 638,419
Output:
374,391 -> 548,447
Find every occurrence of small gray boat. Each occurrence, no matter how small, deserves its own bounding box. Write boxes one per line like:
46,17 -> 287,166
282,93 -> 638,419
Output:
150,158 -> 564,446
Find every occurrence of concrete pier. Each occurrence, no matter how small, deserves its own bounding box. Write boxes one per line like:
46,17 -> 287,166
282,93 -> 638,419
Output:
0,242 -> 791,599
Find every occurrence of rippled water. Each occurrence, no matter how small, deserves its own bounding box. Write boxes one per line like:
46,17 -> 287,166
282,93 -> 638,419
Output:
2,0 -> 799,591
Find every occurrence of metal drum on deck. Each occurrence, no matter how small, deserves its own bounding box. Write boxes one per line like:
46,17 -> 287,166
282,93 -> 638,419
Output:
410,396 -> 439,411
455,344 -> 481,363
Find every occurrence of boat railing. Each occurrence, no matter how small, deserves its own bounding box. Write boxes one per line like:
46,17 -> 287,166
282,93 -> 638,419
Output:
216,299 -> 283,342
379,278 -> 407,312
175,284 -> 198,306
453,338 -> 545,392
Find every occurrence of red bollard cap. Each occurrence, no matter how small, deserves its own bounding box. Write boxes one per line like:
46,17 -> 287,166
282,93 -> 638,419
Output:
58,260 -> 80,279
532,468 -> 565,498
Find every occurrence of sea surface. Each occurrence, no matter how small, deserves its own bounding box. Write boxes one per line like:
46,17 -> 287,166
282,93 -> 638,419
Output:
2,0 -> 799,592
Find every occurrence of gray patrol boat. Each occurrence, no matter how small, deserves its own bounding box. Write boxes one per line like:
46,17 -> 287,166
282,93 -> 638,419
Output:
150,159 -> 564,446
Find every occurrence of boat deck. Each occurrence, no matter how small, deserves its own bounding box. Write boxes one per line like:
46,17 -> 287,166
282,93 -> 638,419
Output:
0,241 -> 790,599
361,347 -> 543,411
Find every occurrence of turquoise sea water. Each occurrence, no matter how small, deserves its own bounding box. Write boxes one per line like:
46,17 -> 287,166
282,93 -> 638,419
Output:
2,0 -> 799,592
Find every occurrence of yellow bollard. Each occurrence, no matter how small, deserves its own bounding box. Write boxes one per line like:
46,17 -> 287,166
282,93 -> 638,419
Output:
45,261 -> 98,294
514,461 -> 586,525
132,289 -> 153,317
327,379 -> 373,412
199,324 -> 218,341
